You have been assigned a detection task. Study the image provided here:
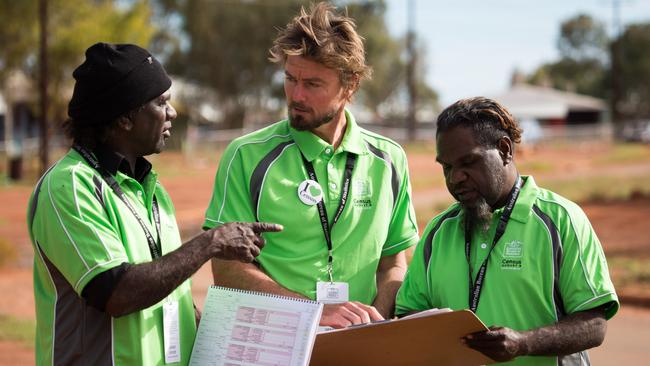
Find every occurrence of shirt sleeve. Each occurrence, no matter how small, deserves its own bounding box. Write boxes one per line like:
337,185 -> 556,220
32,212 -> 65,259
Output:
382,147 -> 419,256
558,204 -> 619,319
31,167 -> 130,296
203,141 -> 257,229
395,221 -> 437,316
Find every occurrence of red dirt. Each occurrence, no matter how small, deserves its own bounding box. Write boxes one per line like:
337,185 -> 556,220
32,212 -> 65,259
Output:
1,143 -> 649,364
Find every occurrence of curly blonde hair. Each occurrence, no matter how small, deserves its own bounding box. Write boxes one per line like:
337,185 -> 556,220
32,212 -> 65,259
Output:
269,2 -> 371,92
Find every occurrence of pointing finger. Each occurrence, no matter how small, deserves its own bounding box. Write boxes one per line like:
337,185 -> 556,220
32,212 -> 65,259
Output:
249,222 -> 284,233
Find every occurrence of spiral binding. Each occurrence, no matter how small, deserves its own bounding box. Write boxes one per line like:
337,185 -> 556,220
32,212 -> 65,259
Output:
211,285 -> 319,304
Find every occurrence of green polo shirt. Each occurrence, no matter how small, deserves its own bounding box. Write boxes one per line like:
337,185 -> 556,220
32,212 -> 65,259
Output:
396,176 -> 618,366
28,148 -> 196,366
204,110 -> 419,303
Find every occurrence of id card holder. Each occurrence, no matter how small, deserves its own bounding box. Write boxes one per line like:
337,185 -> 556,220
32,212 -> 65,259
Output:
316,281 -> 349,304
163,299 -> 181,364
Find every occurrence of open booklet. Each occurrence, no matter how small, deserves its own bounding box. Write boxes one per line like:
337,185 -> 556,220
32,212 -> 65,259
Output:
189,286 -> 323,366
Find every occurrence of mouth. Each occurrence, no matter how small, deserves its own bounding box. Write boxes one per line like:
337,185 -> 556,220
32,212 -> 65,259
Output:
454,189 -> 477,202
162,128 -> 171,139
290,104 -> 311,114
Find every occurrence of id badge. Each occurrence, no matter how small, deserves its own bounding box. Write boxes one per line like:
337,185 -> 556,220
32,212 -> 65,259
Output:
163,300 -> 181,364
316,281 -> 349,304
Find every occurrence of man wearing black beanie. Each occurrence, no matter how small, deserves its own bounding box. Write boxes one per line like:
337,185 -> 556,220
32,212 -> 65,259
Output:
27,42 -> 282,366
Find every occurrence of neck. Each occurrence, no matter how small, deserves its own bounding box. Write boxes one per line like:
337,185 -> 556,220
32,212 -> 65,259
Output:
492,169 -> 519,210
104,137 -> 138,174
311,108 -> 347,149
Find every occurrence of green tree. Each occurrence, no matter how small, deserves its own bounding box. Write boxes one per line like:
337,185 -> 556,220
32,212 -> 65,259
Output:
161,0 -> 305,128
528,13 -> 608,98
0,0 -> 156,126
160,0 -> 436,127
613,22 -> 650,119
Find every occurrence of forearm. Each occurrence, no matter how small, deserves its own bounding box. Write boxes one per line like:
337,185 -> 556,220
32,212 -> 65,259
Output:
522,308 -> 607,356
106,233 -> 213,317
212,258 -> 308,299
463,307 -> 608,362
372,252 -> 408,318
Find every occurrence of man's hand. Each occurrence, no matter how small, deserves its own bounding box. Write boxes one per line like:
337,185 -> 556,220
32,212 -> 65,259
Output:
320,302 -> 384,329
461,326 -> 528,362
205,222 -> 283,262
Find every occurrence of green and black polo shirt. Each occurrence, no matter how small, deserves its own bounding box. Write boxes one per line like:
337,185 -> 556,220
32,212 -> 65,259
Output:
28,148 -> 196,365
204,110 -> 419,303
396,176 -> 619,366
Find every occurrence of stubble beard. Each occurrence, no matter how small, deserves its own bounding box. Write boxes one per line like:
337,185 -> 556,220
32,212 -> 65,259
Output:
463,198 -> 493,234
288,104 -> 338,131
462,162 -> 507,234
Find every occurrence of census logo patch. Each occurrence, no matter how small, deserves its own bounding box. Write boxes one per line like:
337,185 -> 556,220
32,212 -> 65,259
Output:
503,240 -> 523,258
353,179 -> 371,197
501,240 -> 523,270
297,179 -> 323,205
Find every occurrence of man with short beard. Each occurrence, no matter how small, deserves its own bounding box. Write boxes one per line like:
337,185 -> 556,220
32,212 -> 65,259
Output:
395,97 -> 619,365
204,2 -> 419,329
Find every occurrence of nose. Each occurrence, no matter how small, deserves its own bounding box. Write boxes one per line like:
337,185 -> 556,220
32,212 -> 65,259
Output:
166,102 -> 177,121
447,167 -> 467,185
290,83 -> 306,103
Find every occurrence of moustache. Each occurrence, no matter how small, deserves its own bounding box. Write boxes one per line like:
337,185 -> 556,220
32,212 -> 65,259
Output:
289,102 -> 312,113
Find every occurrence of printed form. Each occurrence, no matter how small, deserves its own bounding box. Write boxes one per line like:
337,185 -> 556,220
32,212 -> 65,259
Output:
190,286 -> 323,366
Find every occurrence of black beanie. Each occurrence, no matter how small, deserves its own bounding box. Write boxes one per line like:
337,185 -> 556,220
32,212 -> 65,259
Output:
68,42 -> 172,123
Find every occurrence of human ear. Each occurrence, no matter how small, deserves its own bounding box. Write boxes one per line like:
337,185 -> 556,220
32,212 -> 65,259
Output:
116,115 -> 134,131
497,136 -> 513,164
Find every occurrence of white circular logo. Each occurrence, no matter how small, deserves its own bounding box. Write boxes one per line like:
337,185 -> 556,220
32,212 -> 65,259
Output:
297,179 -> 323,205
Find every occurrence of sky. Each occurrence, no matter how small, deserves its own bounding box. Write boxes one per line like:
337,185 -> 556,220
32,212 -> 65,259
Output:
384,0 -> 650,106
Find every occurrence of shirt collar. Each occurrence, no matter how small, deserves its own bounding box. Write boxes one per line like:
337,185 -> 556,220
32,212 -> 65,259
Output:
93,145 -> 152,183
505,175 -> 538,224
289,109 -> 367,161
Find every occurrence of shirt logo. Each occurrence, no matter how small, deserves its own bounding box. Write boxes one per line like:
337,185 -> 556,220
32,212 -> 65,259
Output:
501,240 -> 523,270
504,240 -> 523,258
297,179 -> 323,205
353,179 -> 371,197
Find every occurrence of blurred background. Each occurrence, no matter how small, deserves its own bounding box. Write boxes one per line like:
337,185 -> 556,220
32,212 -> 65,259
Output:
1,0 -> 649,364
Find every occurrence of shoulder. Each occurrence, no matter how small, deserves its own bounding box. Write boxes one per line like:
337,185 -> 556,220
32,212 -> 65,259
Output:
41,150 -> 97,192
225,120 -> 293,155
421,203 -> 463,241
533,187 -> 590,223
359,128 -> 407,158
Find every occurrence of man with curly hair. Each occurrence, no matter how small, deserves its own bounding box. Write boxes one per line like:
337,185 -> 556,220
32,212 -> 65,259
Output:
204,2 -> 419,328
396,97 -> 619,365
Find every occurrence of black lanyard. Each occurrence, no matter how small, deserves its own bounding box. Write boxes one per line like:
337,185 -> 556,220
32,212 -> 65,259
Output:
465,176 -> 522,313
301,151 -> 357,282
74,145 -> 163,259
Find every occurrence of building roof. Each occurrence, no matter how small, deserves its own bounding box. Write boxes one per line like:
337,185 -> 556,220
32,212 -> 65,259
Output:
492,84 -> 607,119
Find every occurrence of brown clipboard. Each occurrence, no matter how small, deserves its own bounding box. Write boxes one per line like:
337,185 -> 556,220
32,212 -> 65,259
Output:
309,309 -> 495,366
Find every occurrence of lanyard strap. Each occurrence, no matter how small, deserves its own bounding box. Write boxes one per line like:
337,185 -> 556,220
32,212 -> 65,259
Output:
465,176 -> 522,313
74,145 -> 162,259
301,152 -> 357,282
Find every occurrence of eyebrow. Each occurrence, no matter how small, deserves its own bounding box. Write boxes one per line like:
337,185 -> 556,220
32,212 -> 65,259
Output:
284,71 -> 325,84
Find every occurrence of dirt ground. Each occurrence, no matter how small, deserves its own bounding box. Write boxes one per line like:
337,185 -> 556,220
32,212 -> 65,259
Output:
1,142 -> 649,364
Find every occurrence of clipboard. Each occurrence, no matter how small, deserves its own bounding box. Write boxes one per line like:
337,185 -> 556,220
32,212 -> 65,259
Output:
310,309 -> 495,366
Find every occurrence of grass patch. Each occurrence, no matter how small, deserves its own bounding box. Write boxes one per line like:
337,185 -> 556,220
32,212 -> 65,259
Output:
409,173 -> 445,191
0,238 -> 17,268
403,141 -> 436,155
608,256 -> 650,288
0,315 -> 35,348
518,160 -> 554,174
539,174 -> 650,203
596,143 -> 650,164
